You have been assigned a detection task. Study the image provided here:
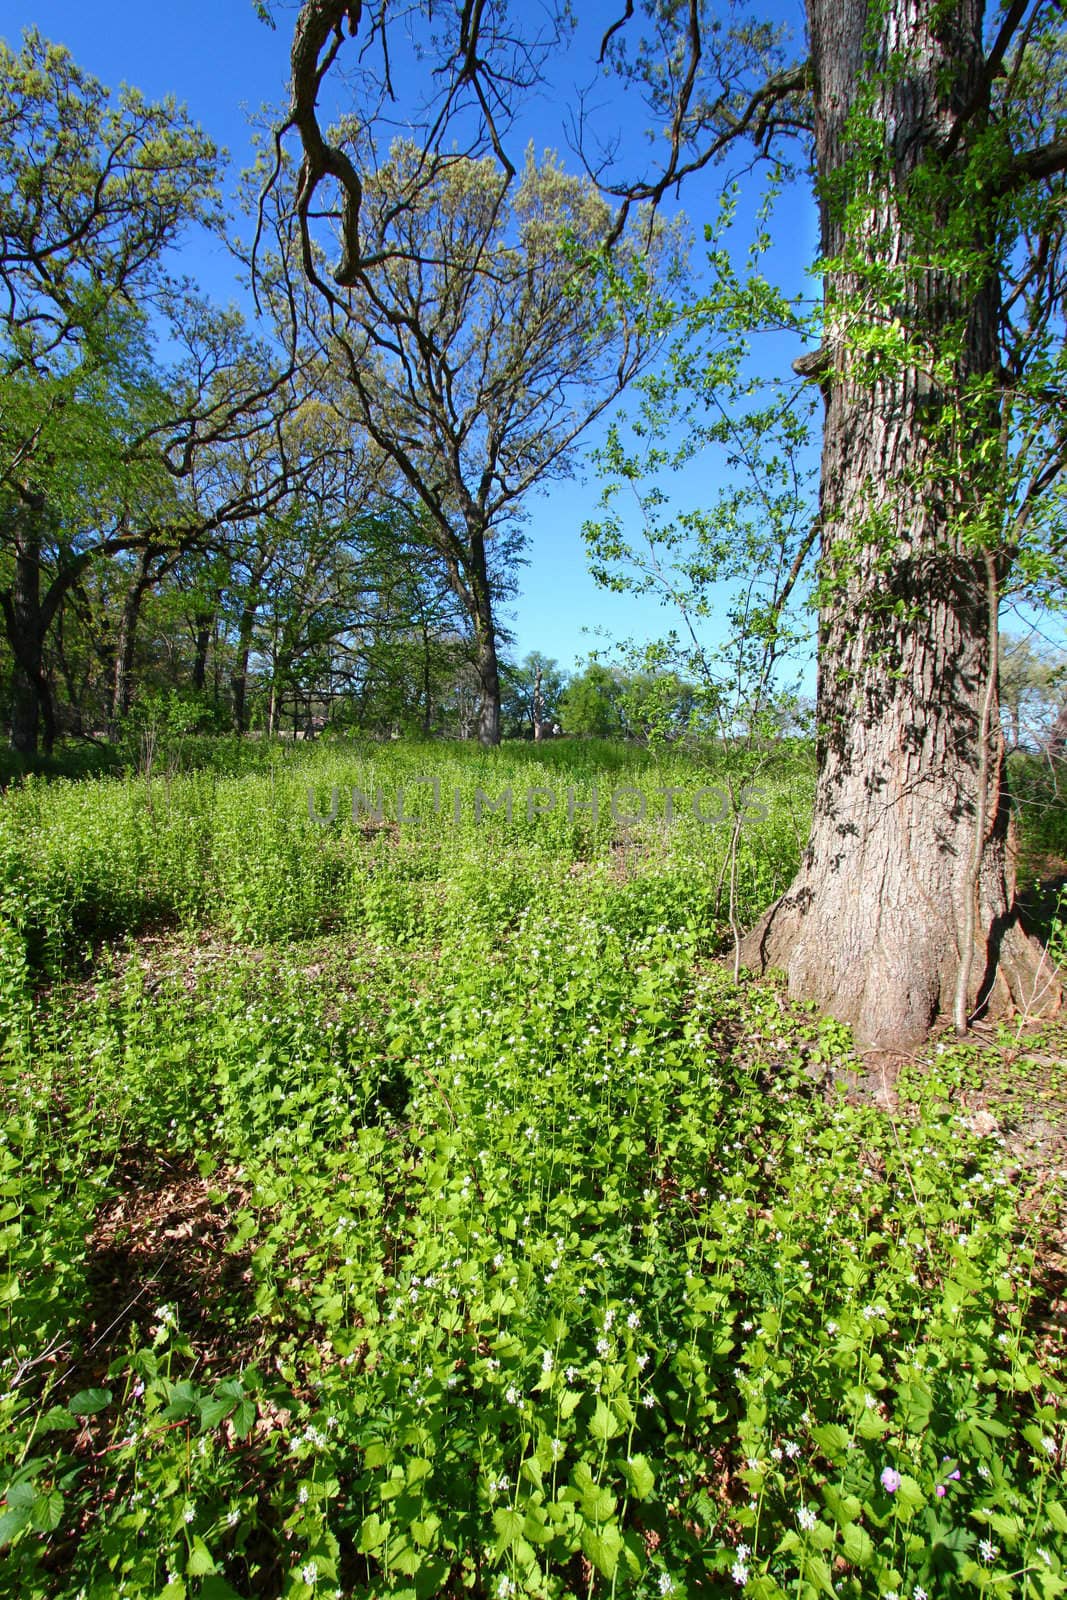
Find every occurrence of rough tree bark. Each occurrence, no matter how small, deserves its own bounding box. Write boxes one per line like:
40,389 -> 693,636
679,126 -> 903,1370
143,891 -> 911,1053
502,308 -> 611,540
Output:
2,495 -> 57,756
742,0 -> 1059,1048
191,607 -> 215,694
464,523 -> 502,747
110,549 -> 157,735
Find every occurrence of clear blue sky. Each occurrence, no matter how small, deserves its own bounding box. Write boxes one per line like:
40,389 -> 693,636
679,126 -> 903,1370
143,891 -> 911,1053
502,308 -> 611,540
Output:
2,0 -> 820,684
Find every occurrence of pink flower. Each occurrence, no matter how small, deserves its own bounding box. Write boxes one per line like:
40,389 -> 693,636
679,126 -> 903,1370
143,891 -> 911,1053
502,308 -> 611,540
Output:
936,1485 -> 946,1497
880,1467 -> 901,1493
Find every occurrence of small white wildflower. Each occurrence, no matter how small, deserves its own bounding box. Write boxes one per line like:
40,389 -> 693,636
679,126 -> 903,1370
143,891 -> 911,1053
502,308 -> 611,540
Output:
797,1506 -> 817,1532
301,1562 -> 318,1586
980,1540 -> 998,1564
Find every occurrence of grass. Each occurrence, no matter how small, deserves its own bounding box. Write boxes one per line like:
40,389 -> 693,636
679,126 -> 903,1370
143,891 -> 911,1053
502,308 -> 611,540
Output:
0,738 -> 1064,1600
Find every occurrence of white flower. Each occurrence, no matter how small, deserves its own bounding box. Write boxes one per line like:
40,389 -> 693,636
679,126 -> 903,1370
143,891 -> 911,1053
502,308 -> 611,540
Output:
784,1440 -> 799,1459
298,1486 -> 309,1505
627,1311 -> 640,1329
1042,1436 -> 1057,1458
737,1543 -> 750,1560
797,1506 -> 817,1532
505,1385 -> 520,1405
495,1578 -> 516,1598
541,1350 -> 554,1373
596,1338 -> 610,1357
980,1540 -> 998,1564
301,1562 -> 318,1586
183,1504 -> 195,1524
914,1588 -> 928,1600
226,1509 -> 240,1527
658,1576 -> 674,1596
1037,1548 -> 1052,1567
732,1558 -> 749,1586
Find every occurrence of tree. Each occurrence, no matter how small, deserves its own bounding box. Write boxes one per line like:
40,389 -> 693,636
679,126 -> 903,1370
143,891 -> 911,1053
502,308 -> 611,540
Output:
269,64 -> 668,744
501,652 -> 567,739
284,0 -> 1067,1045
592,0 -> 1067,1044
560,662 -> 625,738
999,632 -> 1066,750
0,30 -> 221,752
733,1 -> 1067,1045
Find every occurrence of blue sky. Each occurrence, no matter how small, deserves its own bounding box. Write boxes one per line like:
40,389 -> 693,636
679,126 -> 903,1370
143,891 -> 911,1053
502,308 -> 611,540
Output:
2,0 -> 821,684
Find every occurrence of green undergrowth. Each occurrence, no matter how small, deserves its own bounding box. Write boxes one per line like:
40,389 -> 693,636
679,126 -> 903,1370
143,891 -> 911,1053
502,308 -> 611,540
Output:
0,741 -> 1064,1599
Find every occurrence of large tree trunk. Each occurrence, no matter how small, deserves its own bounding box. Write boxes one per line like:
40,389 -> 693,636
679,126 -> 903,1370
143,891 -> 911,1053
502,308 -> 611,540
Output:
468,526 -> 501,747
191,607 -> 214,694
742,0 -> 1058,1048
110,551 -> 154,735
2,497 -> 57,757
231,598 -> 258,734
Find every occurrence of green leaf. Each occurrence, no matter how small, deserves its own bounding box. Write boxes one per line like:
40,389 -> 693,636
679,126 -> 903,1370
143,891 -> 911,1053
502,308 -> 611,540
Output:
30,1488 -> 63,1533
358,1512 -> 389,1552
589,1399 -> 621,1441
841,1522 -> 874,1567
621,1454 -> 655,1500
559,1388 -> 582,1419
0,1503 -> 31,1546
187,1539 -> 217,1577
39,1406 -> 76,1432
199,1398 -> 234,1430
492,1507 -> 524,1550
811,1423 -> 849,1461
69,1387 -> 112,1416
231,1399 -> 256,1439
581,1521 -> 623,1579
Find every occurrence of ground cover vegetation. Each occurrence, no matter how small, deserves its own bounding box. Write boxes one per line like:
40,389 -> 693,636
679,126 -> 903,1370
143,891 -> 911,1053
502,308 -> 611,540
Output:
0,739 -> 1065,1598
2,4 -> 1067,1598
